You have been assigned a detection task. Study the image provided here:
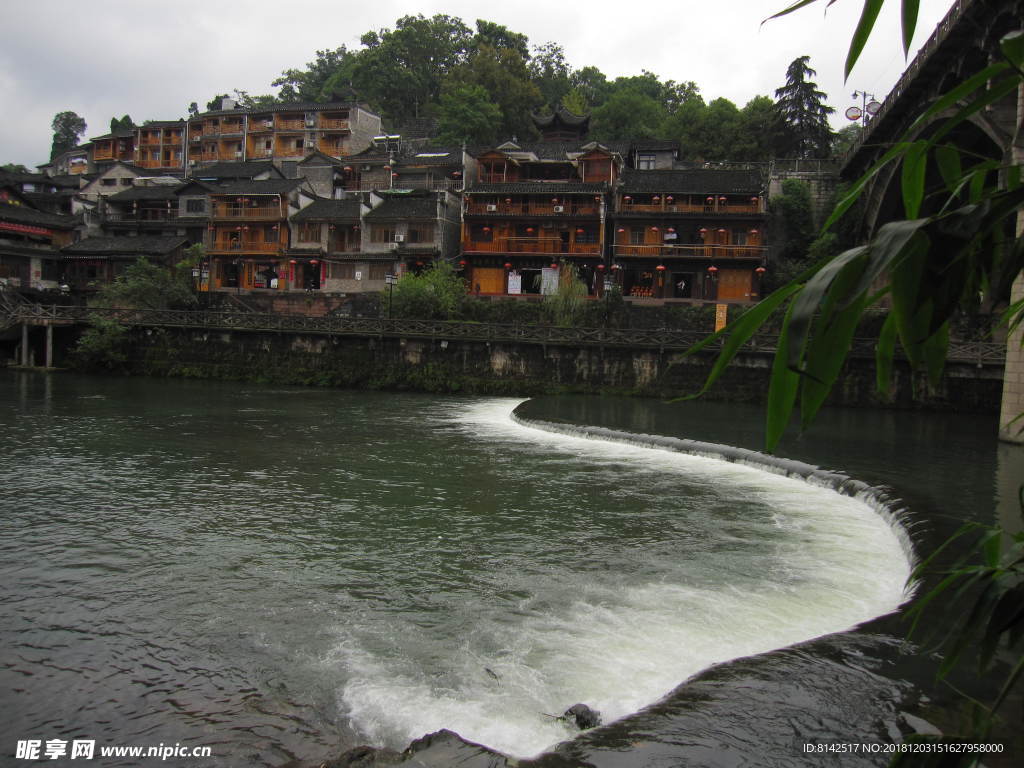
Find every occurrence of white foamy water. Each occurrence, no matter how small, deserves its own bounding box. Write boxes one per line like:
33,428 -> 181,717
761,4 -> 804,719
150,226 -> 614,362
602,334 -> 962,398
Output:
335,398 -> 914,758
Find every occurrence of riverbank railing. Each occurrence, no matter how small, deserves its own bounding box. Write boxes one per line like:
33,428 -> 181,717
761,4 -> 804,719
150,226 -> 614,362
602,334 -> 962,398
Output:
7,303 -> 1007,366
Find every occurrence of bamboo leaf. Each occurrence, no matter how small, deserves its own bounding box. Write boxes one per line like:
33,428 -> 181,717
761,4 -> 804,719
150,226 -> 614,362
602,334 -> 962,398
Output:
786,246 -> 870,371
822,142 -> 910,231
1001,29 -> 1024,70
901,0 -> 920,55
763,0 -> 823,23
846,218 -> 930,310
876,311 -> 898,395
845,0 -> 886,79
766,302 -> 803,452
905,62 -> 1009,137
800,262 -> 869,428
901,140 -> 928,218
922,321 -> 949,389
991,652 -> 1024,714
681,283 -> 801,399
934,144 -> 962,194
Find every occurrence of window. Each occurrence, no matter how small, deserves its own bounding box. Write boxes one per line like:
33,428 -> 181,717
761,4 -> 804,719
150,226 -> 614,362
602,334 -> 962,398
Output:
630,226 -> 645,245
121,178 -> 133,186
295,139 -> 304,150
407,224 -> 433,244
369,264 -> 388,280
330,262 -> 355,279
263,225 -> 278,244
470,224 -> 492,243
637,153 -> 656,170
101,178 -> 117,187
370,225 -> 395,243
297,223 -> 322,242
185,198 -> 206,213
575,228 -> 598,244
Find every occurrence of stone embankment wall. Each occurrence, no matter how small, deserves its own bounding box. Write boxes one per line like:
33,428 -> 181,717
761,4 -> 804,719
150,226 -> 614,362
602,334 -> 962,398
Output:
118,326 -> 1001,411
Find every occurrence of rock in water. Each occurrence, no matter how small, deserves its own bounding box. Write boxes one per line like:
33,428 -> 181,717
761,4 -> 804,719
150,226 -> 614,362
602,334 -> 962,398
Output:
563,703 -> 602,730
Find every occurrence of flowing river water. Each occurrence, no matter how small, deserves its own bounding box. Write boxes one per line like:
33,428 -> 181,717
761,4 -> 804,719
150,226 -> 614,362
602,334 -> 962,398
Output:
0,371 -> 1017,766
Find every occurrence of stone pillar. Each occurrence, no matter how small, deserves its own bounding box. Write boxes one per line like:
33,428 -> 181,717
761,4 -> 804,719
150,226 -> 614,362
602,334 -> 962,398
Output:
21,323 -> 29,367
45,324 -> 53,369
997,84 -> 1024,442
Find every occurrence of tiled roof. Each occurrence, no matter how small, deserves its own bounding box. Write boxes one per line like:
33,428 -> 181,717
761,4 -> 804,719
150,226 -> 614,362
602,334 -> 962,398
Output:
141,120 -> 186,128
531,105 -> 590,128
205,179 -> 304,196
297,151 -> 346,167
467,182 -> 608,195
196,101 -> 370,118
192,161 -> 282,180
62,235 -> 188,256
0,203 -> 78,229
291,199 -> 361,221
473,140 -> 626,161
364,196 -> 438,220
106,185 -> 182,202
620,169 -> 765,194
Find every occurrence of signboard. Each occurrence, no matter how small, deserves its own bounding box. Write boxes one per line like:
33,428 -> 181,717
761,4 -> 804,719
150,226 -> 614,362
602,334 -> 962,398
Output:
385,273 -> 397,285
715,303 -> 728,332
355,271 -> 362,281
0,221 -> 53,237
507,270 -> 522,295
540,267 -> 559,295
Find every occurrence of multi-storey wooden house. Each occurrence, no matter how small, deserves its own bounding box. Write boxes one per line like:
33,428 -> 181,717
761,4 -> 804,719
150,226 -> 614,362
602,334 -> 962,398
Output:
134,121 -> 187,171
612,169 -> 768,301
461,140 -> 622,296
186,100 -> 381,169
0,182 -> 77,290
204,178 -> 314,292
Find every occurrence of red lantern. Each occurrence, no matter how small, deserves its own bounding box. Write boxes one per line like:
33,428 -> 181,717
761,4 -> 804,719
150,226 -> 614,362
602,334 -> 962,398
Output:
749,228 -> 759,235
550,263 -> 558,269
235,226 -> 241,231
755,266 -> 766,274
310,259 -> 319,265
617,227 -> 625,233
652,195 -> 660,202
242,225 -> 249,231
666,196 -> 674,203
383,165 -> 391,171
329,224 -> 336,231
551,198 -> 558,204
719,196 -> 727,202
416,261 -> 424,267
611,264 -> 620,271
504,262 -> 512,269
576,228 -> 584,234
655,265 -> 666,272
597,264 -> 605,271
452,171 -> 462,177
706,196 -> 714,203
459,260 -> 467,267
750,196 -> 759,203
482,226 -> 491,233
708,265 -> 719,273
289,259 -> 297,264
667,227 -> 676,233
624,195 -> 632,202
594,195 -> 601,201
526,227 -> 534,234
207,225 -> 214,231
699,227 -> 708,236
717,228 -> 727,233
272,225 -> 279,231
650,226 -> 659,232
343,166 -> 353,172
505,198 -> 512,204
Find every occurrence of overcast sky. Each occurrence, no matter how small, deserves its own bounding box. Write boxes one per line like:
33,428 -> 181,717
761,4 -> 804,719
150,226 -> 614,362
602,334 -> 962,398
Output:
1,0 -> 953,169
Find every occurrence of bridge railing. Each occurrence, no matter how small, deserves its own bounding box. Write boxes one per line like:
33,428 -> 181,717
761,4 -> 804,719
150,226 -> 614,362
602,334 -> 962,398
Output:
7,303 -> 1007,365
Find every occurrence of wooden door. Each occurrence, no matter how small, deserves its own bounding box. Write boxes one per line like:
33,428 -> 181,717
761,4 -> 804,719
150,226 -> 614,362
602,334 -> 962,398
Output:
717,269 -> 752,300
472,267 -> 506,294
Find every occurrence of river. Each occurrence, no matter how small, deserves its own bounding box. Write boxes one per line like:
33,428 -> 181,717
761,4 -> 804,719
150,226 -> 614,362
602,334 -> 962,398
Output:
0,371 -> 1017,766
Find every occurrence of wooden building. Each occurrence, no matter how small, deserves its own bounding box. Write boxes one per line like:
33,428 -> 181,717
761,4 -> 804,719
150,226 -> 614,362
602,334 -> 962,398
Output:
461,140 -> 622,297
0,182 -> 77,291
613,169 -> 768,301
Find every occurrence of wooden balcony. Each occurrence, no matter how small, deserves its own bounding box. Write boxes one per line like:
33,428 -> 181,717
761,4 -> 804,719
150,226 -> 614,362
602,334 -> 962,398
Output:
276,119 -> 306,131
465,202 -> 600,216
319,119 -> 350,131
620,200 -> 764,215
463,237 -> 601,255
275,147 -> 308,158
105,210 -> 180,223
210,204 -> 282,220
208,240 -> 281,255
613,244 -> 766,260
92,148 -> 114,161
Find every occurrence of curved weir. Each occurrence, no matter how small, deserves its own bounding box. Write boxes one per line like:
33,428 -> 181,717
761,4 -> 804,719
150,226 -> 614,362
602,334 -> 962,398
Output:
338,399 -> 916,757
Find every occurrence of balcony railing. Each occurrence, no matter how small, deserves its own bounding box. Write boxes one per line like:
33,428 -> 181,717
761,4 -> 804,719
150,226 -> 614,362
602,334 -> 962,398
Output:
346,179 -> 462,192
465,202 -> 600,216
92,149 -> 114,161
276,148 -> 308,158
277,119 -> 306,131
319,119 -> 350,131
208,240 -> 281,254
463,237 -> 601,255
105,211 -> 180,223
613,244 -> 766,260
210,204 -> 282,220
620,200 -> 764,215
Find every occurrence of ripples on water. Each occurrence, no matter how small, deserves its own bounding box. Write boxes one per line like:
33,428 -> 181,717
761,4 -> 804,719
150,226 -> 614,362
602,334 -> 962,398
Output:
0,373 -> 977,766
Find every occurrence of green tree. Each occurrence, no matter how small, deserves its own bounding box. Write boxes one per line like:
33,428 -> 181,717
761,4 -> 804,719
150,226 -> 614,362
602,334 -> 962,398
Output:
92,252 -> 199,311
471,19 -> 530,60
773,55 -> 835,158
831,123 -> 862,156
50,111 -> 86,160
109,115 -> 135,134
736,95 -> 779,160
231,89 -> 279,109
205,94 -> 231,111
1,163 -> 30,174
449,44 -> 542,141
389,261 -> 466,320
529,42 -> 572,109
543,263 -> 588,327
569,66 -> 612,110
273,47 -> 354,103
591,89 -> 665,141
188,102 -> 199,118
437,85 -> 502,145
352,14 -> 473,124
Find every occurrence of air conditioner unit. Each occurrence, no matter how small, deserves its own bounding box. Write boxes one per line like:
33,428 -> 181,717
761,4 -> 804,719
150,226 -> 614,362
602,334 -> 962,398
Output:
486,204 -> 497,212
389,242 -> 399,251
305,119 -> 316,128
265,120 -> 273,128
234,151 -> 243,158
188,160 -> 197,167
553,205 -> 565,213
361,165 -> 372,172
394,235 -> 405,243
